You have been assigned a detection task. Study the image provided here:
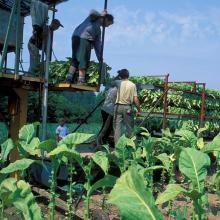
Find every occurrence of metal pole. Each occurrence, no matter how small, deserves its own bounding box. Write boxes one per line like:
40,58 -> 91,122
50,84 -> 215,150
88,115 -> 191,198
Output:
200,83 -> 205,128
162,74 -> 169,129
14,0 -> 21,79
0,0 -> 17,74
49,3 -> 56,61
98,0 -> 108,88
41,29 -> 51,141
72,99 -> 105,133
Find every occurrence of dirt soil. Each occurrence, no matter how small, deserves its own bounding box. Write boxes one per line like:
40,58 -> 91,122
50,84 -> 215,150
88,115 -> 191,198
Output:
3,189 -> 220,220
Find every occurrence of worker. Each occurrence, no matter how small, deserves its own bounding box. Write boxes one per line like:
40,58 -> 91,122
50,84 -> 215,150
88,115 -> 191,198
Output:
66,10 -> 114,85
96,76 -> 120,147
28,19 -> 63,74
56,118 -> 68,142
113,69 -> 141,144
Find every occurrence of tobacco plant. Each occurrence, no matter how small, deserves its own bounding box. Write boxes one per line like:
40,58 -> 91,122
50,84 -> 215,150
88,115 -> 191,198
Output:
156,148 -> 211,220
108,165 -> 163,220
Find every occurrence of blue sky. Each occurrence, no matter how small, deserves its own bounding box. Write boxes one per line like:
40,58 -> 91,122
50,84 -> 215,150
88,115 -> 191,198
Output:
8,0 -> 220,89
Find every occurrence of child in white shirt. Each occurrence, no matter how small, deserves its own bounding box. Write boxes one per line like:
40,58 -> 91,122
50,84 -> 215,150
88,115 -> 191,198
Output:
56,118 -> 68,142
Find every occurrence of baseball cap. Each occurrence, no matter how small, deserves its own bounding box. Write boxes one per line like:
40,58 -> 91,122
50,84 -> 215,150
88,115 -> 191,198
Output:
52,19 -> 64,27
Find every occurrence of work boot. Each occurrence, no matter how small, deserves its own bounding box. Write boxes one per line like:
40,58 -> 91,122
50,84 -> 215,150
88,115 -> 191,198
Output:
66,73 -> 73,83
77,76 -> 86,85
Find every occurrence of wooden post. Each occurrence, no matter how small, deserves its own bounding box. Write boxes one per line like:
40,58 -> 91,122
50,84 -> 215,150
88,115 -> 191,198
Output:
162,74 -> 169,129
8,88 -> 28,179
200,83 -> 205,128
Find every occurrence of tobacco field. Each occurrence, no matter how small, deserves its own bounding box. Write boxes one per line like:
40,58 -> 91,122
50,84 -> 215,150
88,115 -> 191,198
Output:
0,123 -> 220,219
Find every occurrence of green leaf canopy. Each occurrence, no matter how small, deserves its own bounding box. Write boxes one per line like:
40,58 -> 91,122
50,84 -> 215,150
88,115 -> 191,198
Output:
156,184 -> 186,204
202,133 -> 220,153
58,133 -> 94,148
91,151 -> 109,175
0,159 -> 35,174
0,178 -> 42,220
19,124 -> 35,145
0,138 -> 14,163
179,148 -> 210,192
108,165 -> 163,220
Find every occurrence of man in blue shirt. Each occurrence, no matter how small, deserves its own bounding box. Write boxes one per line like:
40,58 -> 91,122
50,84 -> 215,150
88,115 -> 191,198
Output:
66,10 -> 114,85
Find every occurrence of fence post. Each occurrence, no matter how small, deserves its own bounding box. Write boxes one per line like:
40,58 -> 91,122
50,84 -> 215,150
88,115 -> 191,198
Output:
200,83 -> 206,128
162,74 -> 169,129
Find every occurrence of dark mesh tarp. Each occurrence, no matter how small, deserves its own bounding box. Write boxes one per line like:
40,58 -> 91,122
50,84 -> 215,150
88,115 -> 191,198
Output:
0,0 -> 68,16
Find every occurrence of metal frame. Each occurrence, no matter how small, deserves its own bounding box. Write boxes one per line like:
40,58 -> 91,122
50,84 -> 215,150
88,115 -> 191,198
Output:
0,0 -> 20,76
98,0 -> 108,88
141,79 -> 213,129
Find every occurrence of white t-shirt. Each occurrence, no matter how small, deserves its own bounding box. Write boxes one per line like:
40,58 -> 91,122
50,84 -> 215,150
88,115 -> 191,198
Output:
56,125 -> 68,139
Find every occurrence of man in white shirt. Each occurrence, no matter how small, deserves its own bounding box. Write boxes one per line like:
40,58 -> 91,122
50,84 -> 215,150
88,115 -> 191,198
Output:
56,118 -> 68,142
114,69 -> 141,144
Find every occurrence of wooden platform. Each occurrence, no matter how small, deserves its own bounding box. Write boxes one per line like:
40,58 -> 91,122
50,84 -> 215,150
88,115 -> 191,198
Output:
0,73 -> 44,91
0,73 -> 98,92
50,83 -> 98,92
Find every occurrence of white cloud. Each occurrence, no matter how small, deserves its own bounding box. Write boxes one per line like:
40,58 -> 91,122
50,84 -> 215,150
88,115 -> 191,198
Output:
106,5 -> 220,45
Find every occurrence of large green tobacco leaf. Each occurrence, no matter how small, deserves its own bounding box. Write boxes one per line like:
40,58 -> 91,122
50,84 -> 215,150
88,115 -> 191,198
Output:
38,139 -> 57,153
59,133 -> 94,148
0,178 -> 42,220
116,135 -> 135,149
156,153 -> 171,171
179,148 -> 210,192
48,144 -> 83,167
0,138 -> 14,163
88,175 -> 117,196
0,159 -> 34,174
19,124 -> 35,145
202,134 -> 220,153
175,130 -> 197,148
156,184 -> 186,204
19,137 -> 41,157
91,151 -> 109,175
108,166 -> 163,220
143,165 -> 166,174
114,135 -> 135,171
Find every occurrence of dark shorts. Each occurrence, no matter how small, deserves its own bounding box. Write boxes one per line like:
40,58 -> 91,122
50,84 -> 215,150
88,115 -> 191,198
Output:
71,36 -> 92,69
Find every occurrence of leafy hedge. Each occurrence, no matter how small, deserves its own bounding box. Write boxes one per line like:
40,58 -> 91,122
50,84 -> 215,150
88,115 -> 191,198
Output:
130,76 -> 220,137
49,58 -> 111,85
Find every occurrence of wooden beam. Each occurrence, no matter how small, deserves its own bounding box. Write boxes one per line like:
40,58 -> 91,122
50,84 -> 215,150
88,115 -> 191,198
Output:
0,73 -> 44,83
50,83 -> 98,92
8,88 -> 28,179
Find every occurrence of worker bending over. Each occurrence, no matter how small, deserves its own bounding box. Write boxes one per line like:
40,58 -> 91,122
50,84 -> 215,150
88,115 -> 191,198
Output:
114,69 -> 141,144
66,10 -> 114,85
97,76 -> 120,147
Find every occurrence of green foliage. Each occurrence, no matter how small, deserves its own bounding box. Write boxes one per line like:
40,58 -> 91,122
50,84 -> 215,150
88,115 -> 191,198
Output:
131,76 -> 220,136
0,159 -> 35,175
19,124 -> 36,145
201,133 -> 220,153
156,184 -> 186,205
108,165 -> 163,220
179,148 -> 210,192
59,132 -> 94,148
0,178 -> 42,220
156,153 -> 171,171
91,151 -> 109,175
38,139 -> 57,153
0,138 -> 14,163
174,130 -> 197,148
48,58 -> 111,85
88,175 -> 117,196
